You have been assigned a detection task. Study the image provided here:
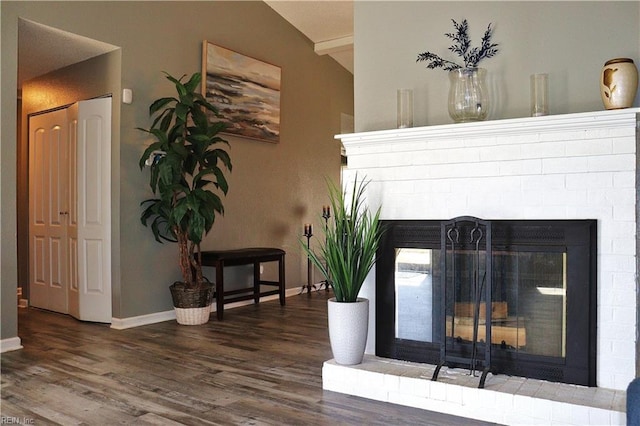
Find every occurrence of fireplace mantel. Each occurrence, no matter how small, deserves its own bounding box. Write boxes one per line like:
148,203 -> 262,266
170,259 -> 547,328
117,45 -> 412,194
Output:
338,109 -> 640,146
333,108 -> 639,393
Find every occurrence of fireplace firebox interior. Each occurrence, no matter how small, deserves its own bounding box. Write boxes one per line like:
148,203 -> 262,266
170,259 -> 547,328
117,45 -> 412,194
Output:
376,218 -> 597,387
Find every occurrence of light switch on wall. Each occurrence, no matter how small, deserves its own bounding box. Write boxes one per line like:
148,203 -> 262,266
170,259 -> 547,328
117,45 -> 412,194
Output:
122,88 -> 133,104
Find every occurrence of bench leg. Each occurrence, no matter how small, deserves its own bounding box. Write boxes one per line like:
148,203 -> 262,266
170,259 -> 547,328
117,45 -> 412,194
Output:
216,260 -> 224,320
253,261 -> 261,304
279,255 -> 286,306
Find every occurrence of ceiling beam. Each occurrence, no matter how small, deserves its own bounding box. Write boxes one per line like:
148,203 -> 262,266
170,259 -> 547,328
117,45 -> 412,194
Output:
314,35 -> 353,56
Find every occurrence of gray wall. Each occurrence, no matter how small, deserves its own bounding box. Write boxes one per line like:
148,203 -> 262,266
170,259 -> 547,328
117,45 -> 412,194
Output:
354,1 -> 640,131
1,1 -> 353,339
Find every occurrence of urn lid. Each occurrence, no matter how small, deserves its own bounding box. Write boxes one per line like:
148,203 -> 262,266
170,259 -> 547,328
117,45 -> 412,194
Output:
604,57 -> 634,66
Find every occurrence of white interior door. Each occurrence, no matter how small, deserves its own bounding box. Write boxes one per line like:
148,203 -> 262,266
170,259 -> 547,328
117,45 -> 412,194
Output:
29,108 -> 70,313
72,98 -> 112,323
29,97 -> 112,323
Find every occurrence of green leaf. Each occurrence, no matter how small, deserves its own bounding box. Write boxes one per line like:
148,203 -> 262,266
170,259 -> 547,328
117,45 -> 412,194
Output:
148,128 -> 169,145
213,168 -> 228,194
211,148 -> 232,171
149,97 -> 175,116
165,73 -> 188,99
175,103 -> 188,123
151,108 -> 174,132
208,121 -> 228,136
184,72 -> 202,93
191,107 -> 208,130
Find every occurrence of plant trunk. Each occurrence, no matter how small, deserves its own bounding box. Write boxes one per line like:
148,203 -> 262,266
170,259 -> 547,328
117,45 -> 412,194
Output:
190,242 -> 204,287
176,228 -> 194,287
176,227 -> 204,288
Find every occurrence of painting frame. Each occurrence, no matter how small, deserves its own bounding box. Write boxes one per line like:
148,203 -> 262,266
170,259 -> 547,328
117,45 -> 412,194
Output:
202,41 -> 281,143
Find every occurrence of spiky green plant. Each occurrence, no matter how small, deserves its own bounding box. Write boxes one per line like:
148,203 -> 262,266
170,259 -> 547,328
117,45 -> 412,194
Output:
303,176 -> 383,303
138,72 -> 232,289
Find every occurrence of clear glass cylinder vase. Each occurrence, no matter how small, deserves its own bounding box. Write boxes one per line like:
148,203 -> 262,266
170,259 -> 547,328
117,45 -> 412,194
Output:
448,67 -> 489,123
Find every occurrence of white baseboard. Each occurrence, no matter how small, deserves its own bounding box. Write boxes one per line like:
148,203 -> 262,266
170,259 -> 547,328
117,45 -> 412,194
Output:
0,337 -> 23,353
111,287 -> 303,330
110,309 -> 176,330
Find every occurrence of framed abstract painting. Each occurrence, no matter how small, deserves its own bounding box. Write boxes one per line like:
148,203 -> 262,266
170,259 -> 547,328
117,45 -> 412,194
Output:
202,41 -> 281,143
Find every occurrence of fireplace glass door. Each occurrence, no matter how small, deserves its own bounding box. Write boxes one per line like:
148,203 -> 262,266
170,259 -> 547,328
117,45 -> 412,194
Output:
441,249 -> 567,360
493,250 -> 566,358
376,219 -> 596,386
395,248 -> 438,342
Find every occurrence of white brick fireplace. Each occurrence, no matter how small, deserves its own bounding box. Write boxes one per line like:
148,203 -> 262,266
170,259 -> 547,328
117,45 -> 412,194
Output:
325,109 -> 639,424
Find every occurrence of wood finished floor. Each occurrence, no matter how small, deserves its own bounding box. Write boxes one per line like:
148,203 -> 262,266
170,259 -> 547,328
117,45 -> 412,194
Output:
2,291 -> 497,425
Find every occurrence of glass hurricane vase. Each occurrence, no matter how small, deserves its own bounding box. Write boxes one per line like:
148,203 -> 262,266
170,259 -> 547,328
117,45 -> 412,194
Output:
448,67 -> 489,123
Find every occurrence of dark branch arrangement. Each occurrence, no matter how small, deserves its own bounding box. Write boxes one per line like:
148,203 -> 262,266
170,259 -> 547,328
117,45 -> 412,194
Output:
417,19 -> 499,71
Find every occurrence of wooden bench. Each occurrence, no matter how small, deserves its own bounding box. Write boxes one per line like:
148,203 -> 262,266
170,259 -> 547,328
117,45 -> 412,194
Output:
200,248 -> 285,320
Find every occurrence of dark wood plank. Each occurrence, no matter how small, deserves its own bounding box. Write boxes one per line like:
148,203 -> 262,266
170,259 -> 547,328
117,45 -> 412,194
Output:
1,292 -> 499,425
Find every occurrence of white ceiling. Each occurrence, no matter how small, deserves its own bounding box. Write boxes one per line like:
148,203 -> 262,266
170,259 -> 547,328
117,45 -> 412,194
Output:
16,1 -> 354,91
264,0 -> 354,73
18,18 -> 119,88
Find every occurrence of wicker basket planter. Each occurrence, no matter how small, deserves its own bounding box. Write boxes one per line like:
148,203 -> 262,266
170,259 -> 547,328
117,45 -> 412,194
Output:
169,282 -> 214,325
173,305 -> 211,325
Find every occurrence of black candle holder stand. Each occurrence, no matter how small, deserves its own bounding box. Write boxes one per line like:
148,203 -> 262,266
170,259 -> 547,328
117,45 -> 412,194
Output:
300,228 -> 317,295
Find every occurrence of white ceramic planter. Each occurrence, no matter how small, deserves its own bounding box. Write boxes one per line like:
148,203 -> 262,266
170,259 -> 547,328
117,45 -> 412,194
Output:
327,297 -> 369,365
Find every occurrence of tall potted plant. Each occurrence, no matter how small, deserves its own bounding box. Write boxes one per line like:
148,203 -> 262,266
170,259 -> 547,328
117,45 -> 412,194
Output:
303,175 -> 383,365
139,72 -> 232,325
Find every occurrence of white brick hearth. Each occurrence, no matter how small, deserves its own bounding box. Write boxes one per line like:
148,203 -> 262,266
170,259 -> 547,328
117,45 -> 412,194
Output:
323,356 -> 626,425
331,109 -> 639,424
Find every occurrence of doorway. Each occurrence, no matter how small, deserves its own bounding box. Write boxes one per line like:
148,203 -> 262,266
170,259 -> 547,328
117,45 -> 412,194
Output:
17,19 -> 121,326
